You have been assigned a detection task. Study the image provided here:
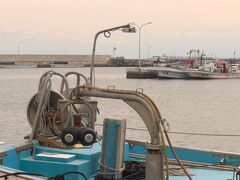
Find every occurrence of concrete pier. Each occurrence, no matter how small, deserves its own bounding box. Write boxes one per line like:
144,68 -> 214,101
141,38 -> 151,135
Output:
126,68 -> 158,79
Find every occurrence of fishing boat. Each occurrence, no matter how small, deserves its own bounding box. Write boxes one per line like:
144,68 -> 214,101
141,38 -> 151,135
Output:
1,25 -> 240,180
157,59 -> 196,79
188,61 -> 240,79
1,70 -> 240,180
157,67 -> 190,79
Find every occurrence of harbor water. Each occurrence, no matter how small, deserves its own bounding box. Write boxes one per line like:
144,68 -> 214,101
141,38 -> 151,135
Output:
0,67 -> 240,152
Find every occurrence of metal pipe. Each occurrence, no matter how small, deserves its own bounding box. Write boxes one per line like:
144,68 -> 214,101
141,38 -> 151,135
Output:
146,144 -> 164,180
90,24 -> 131,86
60,100 -> 96,129
60,71 -> 89,95
29,73 -> 52,141
78,87 -> 160,145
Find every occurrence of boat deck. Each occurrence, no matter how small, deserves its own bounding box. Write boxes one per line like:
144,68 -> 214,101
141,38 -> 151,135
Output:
0,141 -> 238,179
171,168 -> 233,180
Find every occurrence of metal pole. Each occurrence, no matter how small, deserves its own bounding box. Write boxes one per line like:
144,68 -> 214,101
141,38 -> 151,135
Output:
90,24 -> 131,86
138,28 -> 141,69
90,34 -> 98,86
17,41 -> 23,61
134,22 -> 152,70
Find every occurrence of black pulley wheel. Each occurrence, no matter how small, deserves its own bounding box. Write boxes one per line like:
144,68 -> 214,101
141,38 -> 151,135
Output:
61,127 -> 78,146
78,127 -> 96,146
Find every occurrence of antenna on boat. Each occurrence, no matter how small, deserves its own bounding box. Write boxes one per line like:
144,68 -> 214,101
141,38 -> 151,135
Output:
90,23 -> 136,86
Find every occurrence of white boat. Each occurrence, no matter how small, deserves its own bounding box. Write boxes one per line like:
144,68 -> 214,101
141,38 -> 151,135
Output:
188,71 -> 240,79
157,67 -> 190,79
188,62 -> 240,79
157,59 -> 198,79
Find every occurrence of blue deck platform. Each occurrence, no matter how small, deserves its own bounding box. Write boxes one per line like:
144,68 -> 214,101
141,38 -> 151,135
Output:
0,141 -> 238,179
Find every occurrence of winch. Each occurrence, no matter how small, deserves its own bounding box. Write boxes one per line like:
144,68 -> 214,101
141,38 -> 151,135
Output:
26,71 -> 98,148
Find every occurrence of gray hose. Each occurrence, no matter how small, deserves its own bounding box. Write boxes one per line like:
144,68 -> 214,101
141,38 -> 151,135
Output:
29,72 -> 53,141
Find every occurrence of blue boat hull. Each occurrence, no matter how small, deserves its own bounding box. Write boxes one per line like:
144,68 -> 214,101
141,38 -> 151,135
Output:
0,140 -> 239,179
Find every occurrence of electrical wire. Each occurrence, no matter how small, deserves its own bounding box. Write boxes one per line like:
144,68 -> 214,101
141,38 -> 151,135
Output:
47,171 -> 87,180
95,123 -> 240,137
0,172 -> 44,178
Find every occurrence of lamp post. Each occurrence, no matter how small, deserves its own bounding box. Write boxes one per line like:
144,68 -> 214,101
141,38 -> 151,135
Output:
144,43 -> 150,59
90,24 -> 136,86
132,22 -> 152,70
113,46 -> 117,58
17,41 -> 23,61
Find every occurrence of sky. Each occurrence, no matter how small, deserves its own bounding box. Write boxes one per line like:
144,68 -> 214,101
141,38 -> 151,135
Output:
0,0 -> 240,58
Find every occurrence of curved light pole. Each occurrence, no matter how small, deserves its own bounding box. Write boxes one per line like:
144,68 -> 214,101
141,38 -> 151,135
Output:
132,22 -> 152,70
90,24 -> 136,86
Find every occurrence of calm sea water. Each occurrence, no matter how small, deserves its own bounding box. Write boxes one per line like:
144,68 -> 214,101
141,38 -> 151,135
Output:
0,67 -> 240,152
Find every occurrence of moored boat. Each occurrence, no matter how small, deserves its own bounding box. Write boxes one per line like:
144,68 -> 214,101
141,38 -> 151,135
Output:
1,70 -> 240,180
188,71 -> 240,79
188,62 -> 240,79
1,26 -> 240,180
157,67 -> 190,79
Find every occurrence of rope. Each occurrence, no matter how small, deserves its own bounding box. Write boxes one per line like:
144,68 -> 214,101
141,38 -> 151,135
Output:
95,123 -> 240,137
47,171 -> 87,180
168,131 -> 240,137
160,119 -> 192,180
0,172 -> 44,178
98,159 -> 125,175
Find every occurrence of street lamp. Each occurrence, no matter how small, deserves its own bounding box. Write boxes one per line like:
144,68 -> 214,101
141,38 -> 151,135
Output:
132,22 -> 152,70
144,43 -> 150,59
90,24 -> 136,86
113,46 -> 117,58
17,41 -> 23,61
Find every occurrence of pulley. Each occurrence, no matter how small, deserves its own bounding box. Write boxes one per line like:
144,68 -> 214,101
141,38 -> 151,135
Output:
61,127 -> 79,146
78,127 -> 96,146
60,127 -> 96,146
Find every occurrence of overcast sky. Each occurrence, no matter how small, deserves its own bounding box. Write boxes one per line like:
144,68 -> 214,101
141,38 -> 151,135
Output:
1,0 -> 240,58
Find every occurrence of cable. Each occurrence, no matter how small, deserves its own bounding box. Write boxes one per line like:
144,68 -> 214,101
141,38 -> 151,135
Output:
104,31 -> 111,38
95,123 -> 240,137
122,161 -> 145,180
47,171 -> 88,180
168,131 -> 240,137
0,172 -> 44,178
186,159 -> 240,169
161,119 -> 192,180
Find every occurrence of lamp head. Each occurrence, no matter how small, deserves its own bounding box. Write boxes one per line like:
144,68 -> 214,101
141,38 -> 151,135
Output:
122,26 -> 137,33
